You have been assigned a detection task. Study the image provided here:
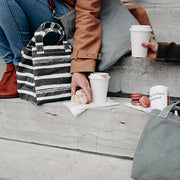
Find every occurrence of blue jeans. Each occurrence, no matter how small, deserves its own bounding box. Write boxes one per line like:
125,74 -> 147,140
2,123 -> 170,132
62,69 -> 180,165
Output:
0,0 -> 70,67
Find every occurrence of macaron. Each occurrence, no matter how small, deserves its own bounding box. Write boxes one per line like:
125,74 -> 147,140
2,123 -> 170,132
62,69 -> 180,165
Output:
131,93 -> 142,106
139,96 -> 151,108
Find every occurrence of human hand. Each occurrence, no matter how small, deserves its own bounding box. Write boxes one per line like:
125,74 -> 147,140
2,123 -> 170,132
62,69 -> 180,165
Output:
141,38 -> 158,59
71,72 -> 92,103
129,38 -> 158,59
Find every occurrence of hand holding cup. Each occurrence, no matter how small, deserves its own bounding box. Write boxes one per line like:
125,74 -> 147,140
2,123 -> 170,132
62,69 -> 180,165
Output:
129,25 -> 152,58
141,38 -> 158,59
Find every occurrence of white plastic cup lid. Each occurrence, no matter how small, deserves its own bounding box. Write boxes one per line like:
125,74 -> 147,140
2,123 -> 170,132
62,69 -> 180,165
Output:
88,73 -> 110,80
149,85 -> 168,93
130,25 -> 152,32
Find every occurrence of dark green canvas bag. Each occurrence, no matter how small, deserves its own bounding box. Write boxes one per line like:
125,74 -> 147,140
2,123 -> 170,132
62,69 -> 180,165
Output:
131,101 -> 180,180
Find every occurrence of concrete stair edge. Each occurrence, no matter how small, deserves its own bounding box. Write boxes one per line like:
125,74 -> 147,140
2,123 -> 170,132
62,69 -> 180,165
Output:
0,97 -> 149,159
0,138 -> 133,180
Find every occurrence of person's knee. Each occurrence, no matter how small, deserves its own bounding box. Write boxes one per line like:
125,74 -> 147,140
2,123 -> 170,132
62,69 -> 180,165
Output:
136,6 -> 147,16
126,5 -> 147,18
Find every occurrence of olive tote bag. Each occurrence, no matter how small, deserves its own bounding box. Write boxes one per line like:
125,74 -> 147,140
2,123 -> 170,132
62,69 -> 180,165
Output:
132,101 -> 180,180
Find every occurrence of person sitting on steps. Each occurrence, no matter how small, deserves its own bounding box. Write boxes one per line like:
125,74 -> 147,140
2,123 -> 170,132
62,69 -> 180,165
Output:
0,0 -> 101,101
0,0 -> 153,101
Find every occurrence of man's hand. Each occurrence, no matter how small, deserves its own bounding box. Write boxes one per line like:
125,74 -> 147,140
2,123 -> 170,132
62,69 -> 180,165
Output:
71,72 -> 92,103
141,38 -> 158,59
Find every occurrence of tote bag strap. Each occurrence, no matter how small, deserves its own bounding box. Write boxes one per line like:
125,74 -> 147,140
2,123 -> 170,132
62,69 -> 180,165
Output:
34,22 -> 65,54
47,0 -> 65,30
159,101 -> 180,118
35,21 -> 64,35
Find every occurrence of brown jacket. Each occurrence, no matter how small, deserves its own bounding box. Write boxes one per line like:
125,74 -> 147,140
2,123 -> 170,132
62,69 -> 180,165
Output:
157,42 -> 180,61
61,0 -> 101,73
62,0 -> 153,73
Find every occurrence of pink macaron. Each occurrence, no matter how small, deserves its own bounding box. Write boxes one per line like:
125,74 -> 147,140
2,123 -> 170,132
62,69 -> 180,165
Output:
139,96 -> 151,108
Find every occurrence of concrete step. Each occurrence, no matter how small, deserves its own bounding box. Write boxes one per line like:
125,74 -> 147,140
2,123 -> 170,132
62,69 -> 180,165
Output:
146,8 -> 180,43
125,0 -> 180,9
115,6 -> 180,97
0,97 -> 149,158
0,138 -> 133,180
1,6 -> 180,97
108,55 -> 180,98
106,6 -> 180,98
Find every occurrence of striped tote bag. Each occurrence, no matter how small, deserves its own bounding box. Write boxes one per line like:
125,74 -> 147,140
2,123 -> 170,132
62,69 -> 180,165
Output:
17,22 -> 72,105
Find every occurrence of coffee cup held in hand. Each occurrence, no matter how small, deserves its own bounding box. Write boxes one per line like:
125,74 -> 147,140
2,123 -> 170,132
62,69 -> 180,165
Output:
130,25 -> 152,58
88,73 -> 110,104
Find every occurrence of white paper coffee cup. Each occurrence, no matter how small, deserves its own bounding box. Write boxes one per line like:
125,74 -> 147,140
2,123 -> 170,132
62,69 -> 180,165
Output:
130,25 -> 152,58
149,85 -> 169,110
89,73 -> 110,104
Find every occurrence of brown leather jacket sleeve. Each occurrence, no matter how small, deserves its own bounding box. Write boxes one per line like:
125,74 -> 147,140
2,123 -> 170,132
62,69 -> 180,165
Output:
157,42 -> 180,61
70,0 -> 102,73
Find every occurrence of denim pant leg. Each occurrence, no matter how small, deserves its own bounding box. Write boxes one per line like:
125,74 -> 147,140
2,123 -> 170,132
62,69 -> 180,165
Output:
0,0 -> 70,66
15,0 -> 70,33
0,0 -> 30,66
0,26 -> 14,65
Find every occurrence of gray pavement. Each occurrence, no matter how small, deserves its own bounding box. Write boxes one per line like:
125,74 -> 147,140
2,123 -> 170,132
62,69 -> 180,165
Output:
0,139 -> 133,180
0,97 -> 149,158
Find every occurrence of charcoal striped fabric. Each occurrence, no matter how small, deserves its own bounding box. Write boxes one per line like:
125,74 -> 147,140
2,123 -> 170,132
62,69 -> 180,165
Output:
17,22 -> 72,105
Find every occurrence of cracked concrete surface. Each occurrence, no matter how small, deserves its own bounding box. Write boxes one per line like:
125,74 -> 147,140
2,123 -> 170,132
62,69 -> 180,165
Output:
0,139 -> 133,180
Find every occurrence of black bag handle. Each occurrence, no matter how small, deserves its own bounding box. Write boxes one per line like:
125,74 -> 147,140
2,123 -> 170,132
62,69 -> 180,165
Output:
34,22 -> 65,54
159,101 -> 180,118
47,0 -> 65,30
47,0 -> 56,10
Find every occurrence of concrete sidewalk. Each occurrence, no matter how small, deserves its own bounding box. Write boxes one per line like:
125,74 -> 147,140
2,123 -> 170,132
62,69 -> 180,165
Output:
0,138 -> 133,180
0,97 -> 145,180
0,97 -> 149,158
